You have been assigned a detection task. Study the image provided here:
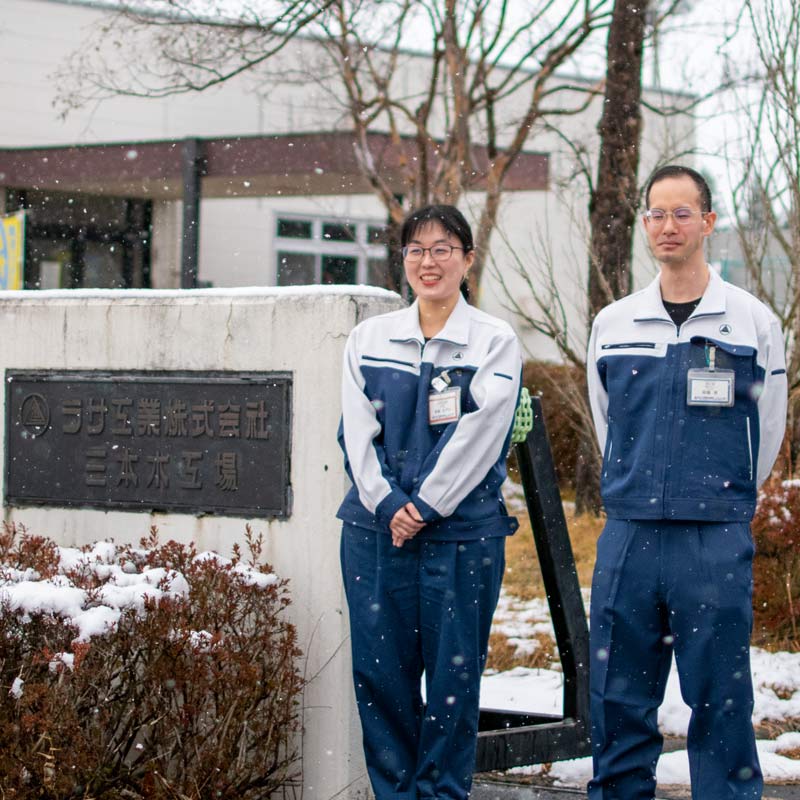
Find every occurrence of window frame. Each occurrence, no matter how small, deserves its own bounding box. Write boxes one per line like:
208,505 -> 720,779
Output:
273,212 -> 389,286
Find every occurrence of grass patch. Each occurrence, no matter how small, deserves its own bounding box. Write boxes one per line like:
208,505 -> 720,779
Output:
486,508 -> 602,672
501,510 -> 603,602
486,631 -> 557,672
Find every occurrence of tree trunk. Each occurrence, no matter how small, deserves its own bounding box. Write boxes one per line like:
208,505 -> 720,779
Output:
588,0 -> 647,318
578,0 -> 650,515
384,214 -> 405,297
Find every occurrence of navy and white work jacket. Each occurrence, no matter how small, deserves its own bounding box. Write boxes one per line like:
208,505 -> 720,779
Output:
337,295 -> 521,541
587,267 -> 787,522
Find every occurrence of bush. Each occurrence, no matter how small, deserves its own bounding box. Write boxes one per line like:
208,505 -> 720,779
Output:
752,478 -> 800,646
0,523 -> 303,799
519,359 -> 587,491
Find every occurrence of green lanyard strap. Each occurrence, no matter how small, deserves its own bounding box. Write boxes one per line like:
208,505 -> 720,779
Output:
511,387 -> 533,444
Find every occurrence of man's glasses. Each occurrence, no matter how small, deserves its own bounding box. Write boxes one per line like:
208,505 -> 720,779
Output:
644,208 -> 709,226
402,244 -> 464,262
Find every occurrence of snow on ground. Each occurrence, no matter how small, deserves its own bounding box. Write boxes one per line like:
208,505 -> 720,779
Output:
513,736 -> 800,790
483,588 -> 800,787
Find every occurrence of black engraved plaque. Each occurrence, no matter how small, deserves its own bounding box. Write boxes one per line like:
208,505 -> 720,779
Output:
4,371 -> 292,518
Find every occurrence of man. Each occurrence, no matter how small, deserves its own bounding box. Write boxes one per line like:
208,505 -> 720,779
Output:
586,165 -> 787,799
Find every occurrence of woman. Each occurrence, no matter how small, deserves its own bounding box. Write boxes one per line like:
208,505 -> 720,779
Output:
337,205 -> 521,800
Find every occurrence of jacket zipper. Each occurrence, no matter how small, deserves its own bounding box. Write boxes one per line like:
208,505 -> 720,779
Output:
662,325 -> 684,514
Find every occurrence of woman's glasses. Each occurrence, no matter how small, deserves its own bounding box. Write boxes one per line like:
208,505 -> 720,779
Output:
402,244 -> 464,262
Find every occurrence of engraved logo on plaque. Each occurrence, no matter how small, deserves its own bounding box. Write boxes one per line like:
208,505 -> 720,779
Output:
19,394 -> 50,437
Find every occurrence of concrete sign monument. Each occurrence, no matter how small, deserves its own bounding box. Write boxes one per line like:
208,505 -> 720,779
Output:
0,286 -> 403,800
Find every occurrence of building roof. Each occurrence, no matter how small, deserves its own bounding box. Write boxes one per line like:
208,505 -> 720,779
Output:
0,131 -> 548,198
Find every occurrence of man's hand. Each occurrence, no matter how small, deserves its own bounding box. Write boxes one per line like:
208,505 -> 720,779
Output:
390,502 -> 425,547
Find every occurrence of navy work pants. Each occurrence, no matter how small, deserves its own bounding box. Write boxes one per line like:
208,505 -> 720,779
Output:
340,523 -> 505,800
589,519 -> 762,800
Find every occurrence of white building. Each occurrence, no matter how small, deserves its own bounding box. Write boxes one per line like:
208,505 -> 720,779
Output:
0,6 -> 699,792
0,0 -> 696,358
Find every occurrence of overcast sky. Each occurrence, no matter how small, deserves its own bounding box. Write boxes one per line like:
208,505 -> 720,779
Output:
98,0 -> 767,217
640,0 -> 765,219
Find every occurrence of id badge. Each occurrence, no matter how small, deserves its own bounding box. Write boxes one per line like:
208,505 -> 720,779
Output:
687,368 -> 735,407
428,386 -> 461,425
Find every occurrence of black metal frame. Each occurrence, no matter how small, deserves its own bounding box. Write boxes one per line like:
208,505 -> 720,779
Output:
475,396 -> 591,770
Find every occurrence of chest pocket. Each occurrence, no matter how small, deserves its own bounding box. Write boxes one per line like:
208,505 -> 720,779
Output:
681,337 -> 758,490
687,337 -> 757,405
433,367 -> 478,417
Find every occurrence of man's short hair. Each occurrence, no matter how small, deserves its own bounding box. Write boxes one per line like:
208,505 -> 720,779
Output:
645,165 -> 712,212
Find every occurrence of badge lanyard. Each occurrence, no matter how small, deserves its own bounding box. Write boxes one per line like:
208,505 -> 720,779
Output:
686,344 -> 735,407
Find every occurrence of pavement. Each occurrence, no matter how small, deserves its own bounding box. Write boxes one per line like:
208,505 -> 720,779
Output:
470,778 -> 800,800
472,735 -> 800,799
472,776 -> 800,800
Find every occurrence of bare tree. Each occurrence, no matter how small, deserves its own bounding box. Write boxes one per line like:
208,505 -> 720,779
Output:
57,0 -> 617,298
726,0 -> 800,475
494,0 -> 693,514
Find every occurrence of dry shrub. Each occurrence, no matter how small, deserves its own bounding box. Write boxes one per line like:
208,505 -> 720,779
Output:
751,478 -> 800,647
0,523 -> 303,799
0,522 -> 60,577
755,716 -> 800,740
518,360 -> 587,491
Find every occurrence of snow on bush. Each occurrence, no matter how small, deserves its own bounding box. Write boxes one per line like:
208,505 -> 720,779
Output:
0,522 -> 302,799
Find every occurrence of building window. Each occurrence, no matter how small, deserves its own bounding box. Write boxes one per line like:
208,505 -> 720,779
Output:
274,215 -> 390,287
277,219 -> 313,239
367,225 -> 390,244
321,254 -> 357,284
277,252 -> 315,285
6,189 -> 152,290
322,222 -> 356,242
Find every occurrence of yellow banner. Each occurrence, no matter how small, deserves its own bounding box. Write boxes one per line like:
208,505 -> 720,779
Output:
0,212 -> 25,290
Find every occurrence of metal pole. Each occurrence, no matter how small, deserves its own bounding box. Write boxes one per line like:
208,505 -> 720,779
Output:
180,138 -> 205,289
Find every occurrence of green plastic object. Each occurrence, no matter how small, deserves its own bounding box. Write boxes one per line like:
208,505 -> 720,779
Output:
511,387 -> 533,444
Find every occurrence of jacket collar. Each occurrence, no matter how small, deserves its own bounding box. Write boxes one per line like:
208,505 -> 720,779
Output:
389,295 -> 471,346
692,267 -> 727,317
634,265 -> 726,323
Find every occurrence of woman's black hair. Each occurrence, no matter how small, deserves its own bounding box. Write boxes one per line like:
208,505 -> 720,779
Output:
400,204 -> 474,250
400,204 -> 473,300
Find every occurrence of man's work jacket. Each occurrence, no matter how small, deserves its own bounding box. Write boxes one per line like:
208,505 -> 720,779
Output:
587,267 -> 787,522
337,296 -> 521,541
